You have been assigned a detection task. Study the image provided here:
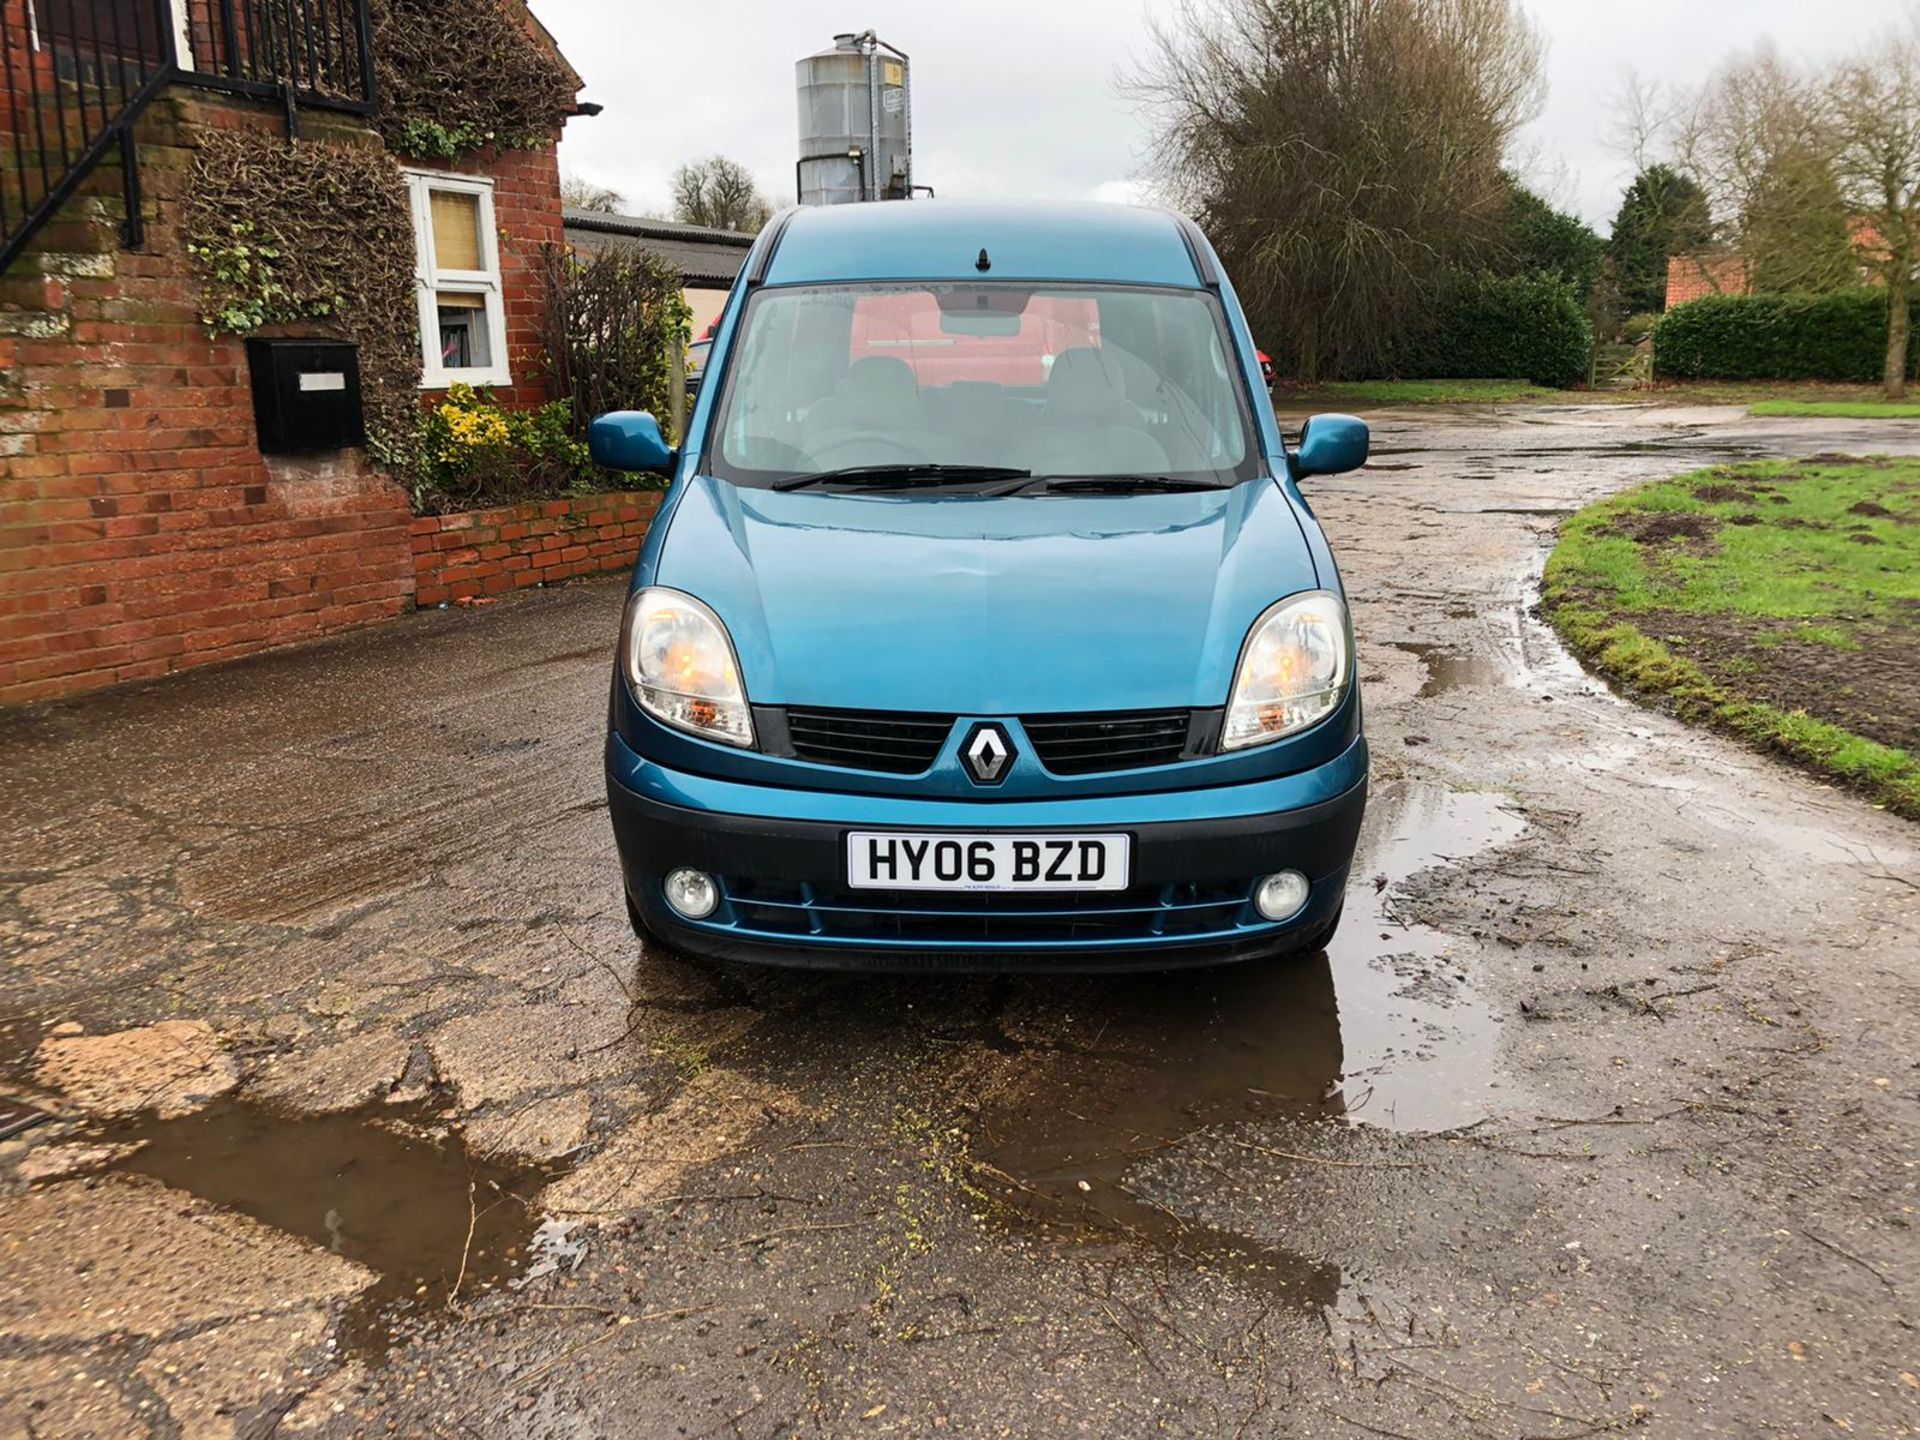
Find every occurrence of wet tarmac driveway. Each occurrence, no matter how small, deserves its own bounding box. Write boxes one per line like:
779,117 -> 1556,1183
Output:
2,404 -> 1917,1438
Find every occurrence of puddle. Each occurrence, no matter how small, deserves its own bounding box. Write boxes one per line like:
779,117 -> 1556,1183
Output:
0,1015 -> 49,1089
967,780 -> 1524,1291
1387,641 -> 1508,697
1325,783 -> 1524,1131
0,1098 -> 53,1141
971,955 -> 1347,1306
94,1099 -> 553,1358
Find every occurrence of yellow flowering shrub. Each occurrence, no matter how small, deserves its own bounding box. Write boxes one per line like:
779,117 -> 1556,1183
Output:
413,383 -> 600,514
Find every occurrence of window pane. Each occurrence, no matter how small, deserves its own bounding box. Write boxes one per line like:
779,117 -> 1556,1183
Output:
437,293 -> 492,370
430,191 -> 484,272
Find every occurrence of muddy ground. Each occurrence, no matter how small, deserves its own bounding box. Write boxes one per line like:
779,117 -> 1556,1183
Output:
2,404 -> 1917,1439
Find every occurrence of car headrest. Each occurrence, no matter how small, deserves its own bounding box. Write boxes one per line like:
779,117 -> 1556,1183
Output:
837,356 -> 921,406
1045,347 -> 1127,422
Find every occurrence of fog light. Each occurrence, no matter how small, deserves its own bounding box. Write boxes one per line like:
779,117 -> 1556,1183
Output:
1254,870 -> 1311,922
663,868 -> 718,920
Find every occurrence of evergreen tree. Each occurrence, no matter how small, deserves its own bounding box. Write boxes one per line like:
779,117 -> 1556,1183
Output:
1505,181 -> 1604,299
1607,165 -> 1714,314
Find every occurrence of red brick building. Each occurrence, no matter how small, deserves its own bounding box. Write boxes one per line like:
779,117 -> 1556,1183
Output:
1664,220 -> 1891,309
0,0 -> 618,706
1664,252 -> 1750,309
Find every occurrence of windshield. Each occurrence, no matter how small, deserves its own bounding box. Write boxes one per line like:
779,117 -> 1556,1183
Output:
706,282 -> 1259,488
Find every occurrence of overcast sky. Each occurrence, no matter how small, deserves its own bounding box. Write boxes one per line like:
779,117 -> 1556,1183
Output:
537,0 -> 1914,232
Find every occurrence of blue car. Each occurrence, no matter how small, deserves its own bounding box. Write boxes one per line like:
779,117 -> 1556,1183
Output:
593,201 -> 1369,971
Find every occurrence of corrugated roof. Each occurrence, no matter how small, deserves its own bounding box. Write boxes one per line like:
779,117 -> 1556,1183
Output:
562,210 -> 756,288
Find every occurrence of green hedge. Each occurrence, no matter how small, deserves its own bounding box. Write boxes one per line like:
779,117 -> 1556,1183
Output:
1652,289 -> 1919,382
1405,273 -> 1594,389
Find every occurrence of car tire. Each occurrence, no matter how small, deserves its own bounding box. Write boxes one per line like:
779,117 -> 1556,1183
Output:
1280,901 -> 1343,958
625,889 -> 664,947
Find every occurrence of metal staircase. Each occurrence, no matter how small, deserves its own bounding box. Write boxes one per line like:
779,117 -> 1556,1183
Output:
1,0 -> 377,275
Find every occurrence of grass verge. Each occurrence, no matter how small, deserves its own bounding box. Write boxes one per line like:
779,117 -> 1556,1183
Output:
1541,456 -> 1920,818
1748,399 -> 1920,419
1637,381 -> 1899,408
1275,379 -> 1907,412
1276,378 -> 1563,408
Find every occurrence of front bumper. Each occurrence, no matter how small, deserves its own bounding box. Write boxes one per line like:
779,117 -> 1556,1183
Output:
606,731 -> 1367,972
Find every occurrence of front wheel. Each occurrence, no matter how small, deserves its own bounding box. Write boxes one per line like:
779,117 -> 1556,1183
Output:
625,889 -> 665,947
1280,902 -> 1343,958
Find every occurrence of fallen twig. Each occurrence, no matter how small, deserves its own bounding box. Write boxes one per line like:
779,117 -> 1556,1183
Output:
1454,1137 -> 1602,1161
690,1391 -> 772,1439
719,1221 -> 858,1250
1800,1230 -> 1897,1292
1518,1407 -> 1651,1440
449,1180 -> 478,1309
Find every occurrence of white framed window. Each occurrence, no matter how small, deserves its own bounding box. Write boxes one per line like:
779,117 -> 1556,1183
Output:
402,168 -> 511,389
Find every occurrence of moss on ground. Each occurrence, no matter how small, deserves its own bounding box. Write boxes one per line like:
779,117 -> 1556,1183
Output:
1542,456 -> 1920,818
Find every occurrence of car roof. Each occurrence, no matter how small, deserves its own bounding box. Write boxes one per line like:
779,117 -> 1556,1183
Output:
760,201 -> 1209,289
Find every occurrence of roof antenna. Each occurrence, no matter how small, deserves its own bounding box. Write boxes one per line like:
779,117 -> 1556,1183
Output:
975,248 -> 991,273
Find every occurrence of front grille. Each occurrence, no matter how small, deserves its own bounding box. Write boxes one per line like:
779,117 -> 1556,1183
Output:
1022,709 -> 1194,775
785,707 -> 953,775
725,877 -> 1255,945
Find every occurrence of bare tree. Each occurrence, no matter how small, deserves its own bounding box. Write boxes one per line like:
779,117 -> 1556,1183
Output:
1671,49 -> 1854,295
1611,70 -> 1685,174
562,172 -> 627,214
1828,26 -> 1920,397
670,156 -> 774,235
1131,0 -> 1544,381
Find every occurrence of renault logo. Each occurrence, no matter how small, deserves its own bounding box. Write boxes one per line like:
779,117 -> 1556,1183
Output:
961,722 -> 1015,786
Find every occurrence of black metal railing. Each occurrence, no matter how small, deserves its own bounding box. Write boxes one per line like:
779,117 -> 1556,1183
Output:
2,0 -> 374,275
2,0 -> 174,269
177,0 -> 375,117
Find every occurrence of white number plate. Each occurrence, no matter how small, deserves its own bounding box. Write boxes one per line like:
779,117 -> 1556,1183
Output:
846,831 -> 1131,892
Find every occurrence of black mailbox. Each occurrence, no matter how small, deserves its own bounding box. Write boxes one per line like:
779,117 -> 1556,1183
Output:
245,339 -> 366,455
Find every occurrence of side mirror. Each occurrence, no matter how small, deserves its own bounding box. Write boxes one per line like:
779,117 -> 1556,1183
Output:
590,410 -> 675,474
1293,413 -> 1369,478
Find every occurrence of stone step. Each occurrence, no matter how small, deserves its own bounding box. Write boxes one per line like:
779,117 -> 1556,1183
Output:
0,203 -> 124,255
0,302 -> 72,337
0,269 -> 67,307
10,248 -> 118,279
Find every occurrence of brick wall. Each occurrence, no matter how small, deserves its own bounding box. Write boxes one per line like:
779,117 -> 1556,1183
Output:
1665,253 -> 1750,309
412,491 -> 661,607
0,93 -> 419,707
411,136 -> 566,410
1,88 -> 586,708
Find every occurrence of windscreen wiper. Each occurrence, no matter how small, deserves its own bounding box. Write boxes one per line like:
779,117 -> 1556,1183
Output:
772,464 -> 1032,492
1011,474 -> 1228,495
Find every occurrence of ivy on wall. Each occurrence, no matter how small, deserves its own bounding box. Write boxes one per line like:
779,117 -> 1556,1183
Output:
179,0 -> 588,511
368,0 -> 579,160
181,129 -> 423,470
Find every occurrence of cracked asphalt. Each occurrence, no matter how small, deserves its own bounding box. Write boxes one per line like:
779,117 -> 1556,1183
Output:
2,404 -> 1917,1439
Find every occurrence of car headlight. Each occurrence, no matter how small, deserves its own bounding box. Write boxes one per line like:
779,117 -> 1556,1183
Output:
621,587 -> 754,747
1222,591 -> 1351,750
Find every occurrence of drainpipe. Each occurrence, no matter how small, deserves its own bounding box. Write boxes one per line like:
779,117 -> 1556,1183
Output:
873,34 -> 911,199
863,32 -> 879,202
